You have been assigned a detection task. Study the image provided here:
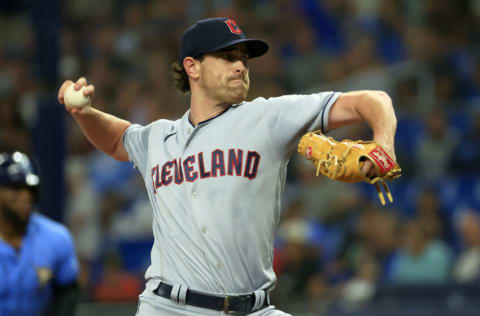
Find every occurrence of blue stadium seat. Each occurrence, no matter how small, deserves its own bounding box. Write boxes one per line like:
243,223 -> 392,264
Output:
395,117 -> 425,152
117,238 -> 154,273
449,111 -> 472,135
470,179 -> 480,210
390,179 -> 420,217
436,177 -> 462,215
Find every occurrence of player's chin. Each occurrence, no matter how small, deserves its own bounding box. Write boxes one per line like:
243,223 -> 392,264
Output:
230,94 -> 247,104
229,87 -> 248,103
13,204 -> 32,221
1,204 -> 31,227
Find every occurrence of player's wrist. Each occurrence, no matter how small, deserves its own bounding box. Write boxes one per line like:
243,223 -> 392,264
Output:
373,135 -> 396,160
69,104 -> 94,117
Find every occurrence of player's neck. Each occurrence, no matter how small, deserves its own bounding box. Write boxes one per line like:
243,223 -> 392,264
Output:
189,96 -> 230,126
0,216 -> 24,249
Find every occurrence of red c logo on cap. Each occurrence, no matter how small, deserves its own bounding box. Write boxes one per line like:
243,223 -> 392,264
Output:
225,19 -> 242,35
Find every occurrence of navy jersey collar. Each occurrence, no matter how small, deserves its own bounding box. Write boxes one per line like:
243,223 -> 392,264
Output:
187,105 -> 234,127
165,102 -> 245,140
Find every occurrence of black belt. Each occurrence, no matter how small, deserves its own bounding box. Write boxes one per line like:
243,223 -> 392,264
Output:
153,282 -> 269,314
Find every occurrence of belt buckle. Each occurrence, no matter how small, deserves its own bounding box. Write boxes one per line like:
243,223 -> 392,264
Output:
223,295 -> 232,314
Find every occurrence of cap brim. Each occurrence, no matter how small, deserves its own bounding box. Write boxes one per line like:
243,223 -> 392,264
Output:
202,38 -> 269,59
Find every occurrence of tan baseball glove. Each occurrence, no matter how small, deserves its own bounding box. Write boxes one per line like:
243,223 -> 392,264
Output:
298,131 -> 402,205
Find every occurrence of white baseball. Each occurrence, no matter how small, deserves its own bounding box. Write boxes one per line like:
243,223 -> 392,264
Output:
64,84 -> 91,108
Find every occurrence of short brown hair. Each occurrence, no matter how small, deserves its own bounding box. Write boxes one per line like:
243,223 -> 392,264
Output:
171,55 -> 205,94
171,62 -> 190,94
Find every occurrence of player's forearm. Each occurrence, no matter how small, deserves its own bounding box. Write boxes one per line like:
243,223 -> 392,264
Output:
331,90 -> 397,159
72,107 -> 131,161
355,91 -> 397,155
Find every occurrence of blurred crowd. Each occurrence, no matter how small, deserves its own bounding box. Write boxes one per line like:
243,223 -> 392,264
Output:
1,0 -> 480,314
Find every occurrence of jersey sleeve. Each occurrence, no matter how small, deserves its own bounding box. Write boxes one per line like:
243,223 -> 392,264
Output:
53,229 -> 79,286
260,91 -> 341,157
122,123 -> 152,175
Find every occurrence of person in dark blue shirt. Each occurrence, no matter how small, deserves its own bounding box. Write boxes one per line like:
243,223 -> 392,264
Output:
0,151 -> 79,316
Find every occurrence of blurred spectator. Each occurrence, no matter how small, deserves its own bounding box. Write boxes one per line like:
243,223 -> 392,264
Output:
99,190 -> 127,236
373,0 -> 407,65
390,220 -> 452,284
304,272 -> 332,315
93,250 -> 142,302
345,34 -> 384,75
452,209 -> 480,282
65,157 -> 101,289
415,109 -> 459,183
416,189 -> 447,241
283,18 -> 329,92
339,255 -> 379,311
289,155 -> 364,222
342,207 -> 399,283
108,177 -> 153,240
0,97 -> 30,153
273,206 -> 322,310
113,2 -> 145,63
450,108 -> 480,174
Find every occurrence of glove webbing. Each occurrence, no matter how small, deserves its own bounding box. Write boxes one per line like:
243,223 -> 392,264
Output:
315,146 -> 352,179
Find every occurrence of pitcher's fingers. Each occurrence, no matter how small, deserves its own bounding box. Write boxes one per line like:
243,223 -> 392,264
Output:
368,166 -> 377,178
361,160 -> 373,176
84,85 -> 95,97
58,80 -> 73,104
74,77 -> 88,90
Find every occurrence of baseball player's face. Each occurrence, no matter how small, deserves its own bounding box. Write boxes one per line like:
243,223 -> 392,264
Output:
199,44 -> 250,104
0,187 -> 33,228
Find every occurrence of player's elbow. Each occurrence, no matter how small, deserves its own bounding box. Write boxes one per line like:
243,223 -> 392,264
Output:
363,90 -> 392,106
104,138 -> 129,162
110,145 -> 129,162
109,125 -> 131,162
364,90 -> 395,114
364,90 -> 397,127
376,90 -> 393,106
341,90 -> 392,110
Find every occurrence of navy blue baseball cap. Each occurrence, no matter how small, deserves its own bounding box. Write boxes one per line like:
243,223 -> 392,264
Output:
0,151 -> 39,189
179,17 -> 269,64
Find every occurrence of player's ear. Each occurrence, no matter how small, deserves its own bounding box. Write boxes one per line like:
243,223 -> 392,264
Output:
183,57 -> 200,80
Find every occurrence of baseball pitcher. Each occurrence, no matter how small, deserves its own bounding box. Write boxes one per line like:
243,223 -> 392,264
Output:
58,17 -> 399,315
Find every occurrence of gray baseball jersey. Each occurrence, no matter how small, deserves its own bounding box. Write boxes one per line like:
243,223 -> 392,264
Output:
123,92 -> 340,295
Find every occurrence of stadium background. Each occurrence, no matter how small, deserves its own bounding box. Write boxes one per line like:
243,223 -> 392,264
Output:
1,0 -> 480,315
